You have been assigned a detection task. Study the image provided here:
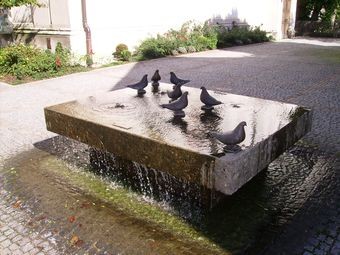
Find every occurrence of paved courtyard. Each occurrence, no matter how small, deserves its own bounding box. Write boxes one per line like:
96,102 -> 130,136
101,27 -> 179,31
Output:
0,38 -> 339,254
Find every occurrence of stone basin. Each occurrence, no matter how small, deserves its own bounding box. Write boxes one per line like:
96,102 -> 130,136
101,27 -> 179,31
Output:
44,83 -> 312,195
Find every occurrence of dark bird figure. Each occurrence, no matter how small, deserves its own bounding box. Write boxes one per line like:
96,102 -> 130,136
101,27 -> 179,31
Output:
151,70 -> 161,91
200,86 -> 223,110
167,84 -> 182,100
127,74 -> 148,95
209,121 -> 247,146
161,91 -> 189,118
170,72 -> 190,87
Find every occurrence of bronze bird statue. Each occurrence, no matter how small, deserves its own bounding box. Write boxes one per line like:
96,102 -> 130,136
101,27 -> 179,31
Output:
151,70 -> 161,91
167,84 -> 182,100
161,91 -> 189,118
200,86 -> 223,110
127,74 -> 148,95
209,121 -> 247,146
170,72 -> 190,87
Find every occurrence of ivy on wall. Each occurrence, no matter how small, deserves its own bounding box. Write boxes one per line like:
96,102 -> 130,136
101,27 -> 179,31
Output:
0,0 -> 40,8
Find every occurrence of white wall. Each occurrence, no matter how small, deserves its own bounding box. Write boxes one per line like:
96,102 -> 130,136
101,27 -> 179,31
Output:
85,0 -> 286,60
8,0 -> 297,61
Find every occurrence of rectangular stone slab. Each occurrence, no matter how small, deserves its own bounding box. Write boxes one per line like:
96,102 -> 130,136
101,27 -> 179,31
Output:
44,83 -> 312,194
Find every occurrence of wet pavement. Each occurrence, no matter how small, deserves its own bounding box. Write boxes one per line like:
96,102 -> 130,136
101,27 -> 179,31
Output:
1,37 -> 340,254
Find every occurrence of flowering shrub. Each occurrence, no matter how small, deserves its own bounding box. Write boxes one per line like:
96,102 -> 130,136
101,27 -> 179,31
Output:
0,43 -> 86,82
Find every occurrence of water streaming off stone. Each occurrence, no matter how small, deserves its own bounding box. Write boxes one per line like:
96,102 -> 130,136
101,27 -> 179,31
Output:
67,83 -> 300,155
3,139 -> 332,254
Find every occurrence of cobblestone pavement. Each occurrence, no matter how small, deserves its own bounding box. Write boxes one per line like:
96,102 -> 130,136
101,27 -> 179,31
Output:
0,189 -> 60,255
1,38 -> 339,254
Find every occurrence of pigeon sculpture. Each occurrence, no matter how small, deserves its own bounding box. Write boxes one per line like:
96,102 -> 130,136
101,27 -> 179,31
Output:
161,91 -> 188,118
127,74 -> 148,95
151,70 -> 161,91
200,86 -> 223,110
167,84 -> 182,100
170,72 -> 190,87
209,121 -> 247,146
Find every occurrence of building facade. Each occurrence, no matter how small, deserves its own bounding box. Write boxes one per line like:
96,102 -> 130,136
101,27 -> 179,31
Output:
1,0 -> 297,63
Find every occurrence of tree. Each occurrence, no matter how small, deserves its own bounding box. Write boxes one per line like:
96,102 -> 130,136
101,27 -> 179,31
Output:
0,0 -> 40,8
298,0 -> 339,21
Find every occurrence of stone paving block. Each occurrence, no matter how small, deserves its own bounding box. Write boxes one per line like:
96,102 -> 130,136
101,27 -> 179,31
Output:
4,228 -> 14,237
0,248 -> 12,255
28,247 -> 42,255
330,246 -> 340,255
9,242 -> 20,251
11,235 -> 23,243
17,237 -> 31,247
314,248 -> 326,255
319,242 -> 330,251
317,234 -> 327,241
0,239 -> 11,248
11,250 -> 24,255
304,244 -> 315,252
303,251 -> 313,255
22,242 -> 35,253
325,237 -> 334,245
0,235 -> 7,242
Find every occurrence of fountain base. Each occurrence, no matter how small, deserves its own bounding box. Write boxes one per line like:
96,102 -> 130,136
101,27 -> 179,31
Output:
44,83 -> 312,197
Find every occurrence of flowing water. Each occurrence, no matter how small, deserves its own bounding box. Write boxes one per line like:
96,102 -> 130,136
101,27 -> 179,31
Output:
2,135 -> 336,254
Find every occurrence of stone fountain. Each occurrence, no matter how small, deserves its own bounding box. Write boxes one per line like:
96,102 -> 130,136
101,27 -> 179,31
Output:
44,83 -> 312,206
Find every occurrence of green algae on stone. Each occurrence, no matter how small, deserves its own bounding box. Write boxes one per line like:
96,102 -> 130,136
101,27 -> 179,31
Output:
40,154 -> 226,254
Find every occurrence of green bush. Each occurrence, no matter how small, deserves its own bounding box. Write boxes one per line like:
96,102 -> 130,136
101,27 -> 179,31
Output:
136,21 -> 218,60
216,26 -> 271,48
119,50 -> 132,61
137,36 -> 177,60
113,43 -> 132,61
135,21 -> 271,60
0,43 -> 75,80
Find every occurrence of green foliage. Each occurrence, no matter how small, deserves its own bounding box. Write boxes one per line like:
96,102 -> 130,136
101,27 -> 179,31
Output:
54,42 -> 70,68
136,21 -> 270,60
136,36 -> 174,59
0,0 -> 40,8
118,50 -> 131,61
216,26 -> 270,48
136,21 -> 219,60
114,43 -> 128,54
0,43 -> 81,81
298,0 -> 339,22
113,43 -> 131,61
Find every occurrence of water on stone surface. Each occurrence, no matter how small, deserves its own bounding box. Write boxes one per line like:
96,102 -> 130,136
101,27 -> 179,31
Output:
56,83 -> 304,155
1,135 -> 335,255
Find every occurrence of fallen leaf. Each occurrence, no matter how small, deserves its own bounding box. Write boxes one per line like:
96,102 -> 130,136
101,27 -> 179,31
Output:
80,202 -> 91,209
12,200 -> 22,208
68,216 -> 76,223
70,235 -> 84,247
36,215 -> 46,221
75,239 -> 84,247
70,235 -> 79,245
